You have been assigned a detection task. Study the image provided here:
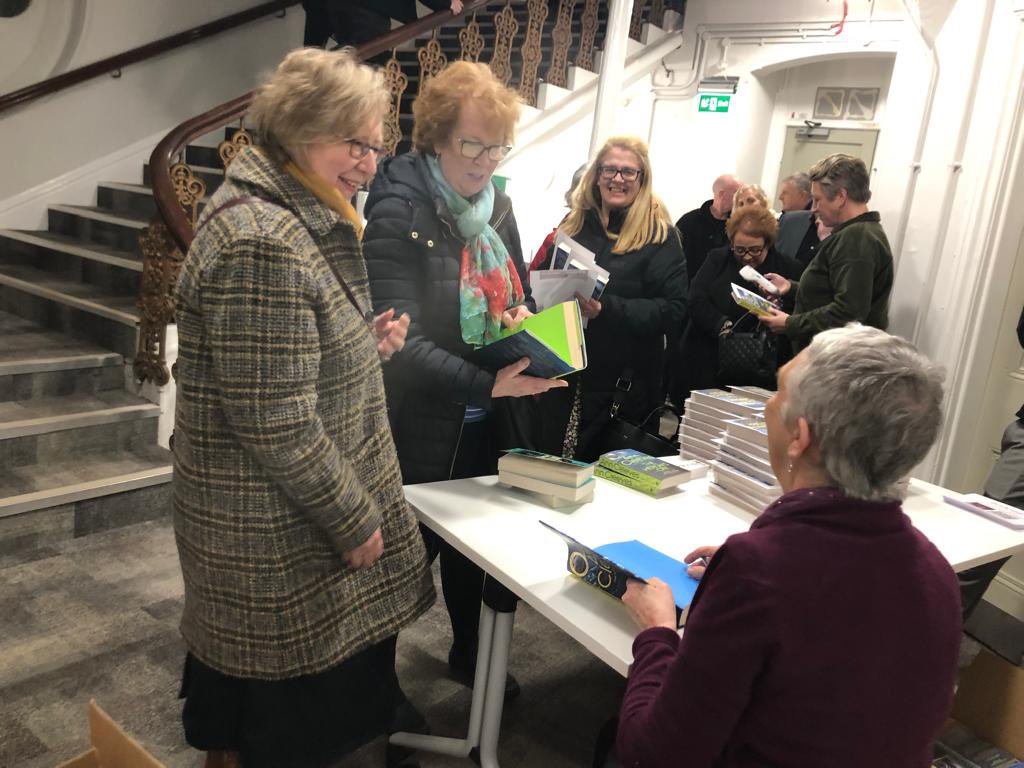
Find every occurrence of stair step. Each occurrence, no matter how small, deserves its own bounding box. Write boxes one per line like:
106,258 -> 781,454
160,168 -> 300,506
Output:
0,263 -> 138,326
0,391 -> 159,440
0,229 -> 143,273
0,449 -> 171,519
48,204 -> 148,255
97,182 -> 158,221
0,311 -> 121,376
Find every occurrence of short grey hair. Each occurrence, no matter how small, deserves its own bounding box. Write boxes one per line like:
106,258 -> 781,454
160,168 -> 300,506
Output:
783,325 -> 945,502
783,172 -> 811,198
809,153 -> 872,204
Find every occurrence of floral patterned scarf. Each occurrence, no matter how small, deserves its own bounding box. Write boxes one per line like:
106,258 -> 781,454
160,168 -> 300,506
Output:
425,154 -> 524,346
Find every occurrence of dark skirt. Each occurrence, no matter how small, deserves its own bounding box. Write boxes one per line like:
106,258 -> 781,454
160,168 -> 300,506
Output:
180,635 -> 401,768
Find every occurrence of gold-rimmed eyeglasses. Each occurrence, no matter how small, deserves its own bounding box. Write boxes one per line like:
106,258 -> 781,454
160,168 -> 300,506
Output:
458,138 -> 512,161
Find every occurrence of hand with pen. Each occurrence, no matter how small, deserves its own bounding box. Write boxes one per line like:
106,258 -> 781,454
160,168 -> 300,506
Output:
622,546 -> 719,631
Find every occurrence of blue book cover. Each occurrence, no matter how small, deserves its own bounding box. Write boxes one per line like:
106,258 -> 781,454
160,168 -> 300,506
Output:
470,331 -> 575,378
540,522 -> 699,614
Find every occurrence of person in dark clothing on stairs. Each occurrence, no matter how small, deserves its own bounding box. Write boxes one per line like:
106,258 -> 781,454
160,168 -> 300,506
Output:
362,61 -> 566,703
302,0 -> 464,59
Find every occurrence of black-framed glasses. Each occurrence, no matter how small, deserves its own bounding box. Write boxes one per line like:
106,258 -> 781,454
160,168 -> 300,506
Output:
458,138 -> 512,161
598,165 -> 642,182
344,138 -> 387,161
732,245 -> 765,257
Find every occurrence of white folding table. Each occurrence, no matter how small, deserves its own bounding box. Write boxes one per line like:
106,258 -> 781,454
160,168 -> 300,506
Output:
389,475 -> 1024,767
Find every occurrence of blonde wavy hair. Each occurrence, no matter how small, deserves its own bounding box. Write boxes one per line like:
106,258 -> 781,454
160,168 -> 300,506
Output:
726,206 -> 779,245
562,136 -> 673,254
412,61 -> 521,153
249,47 -> 388,164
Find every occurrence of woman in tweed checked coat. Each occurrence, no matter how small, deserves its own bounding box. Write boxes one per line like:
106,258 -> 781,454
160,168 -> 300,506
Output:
172,49 -> 433,768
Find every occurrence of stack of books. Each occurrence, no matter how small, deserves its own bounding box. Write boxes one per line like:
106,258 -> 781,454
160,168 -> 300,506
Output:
678,388 -> 765,463
497,448 -> 595,507
595,449 -> 705,497
708,416 -> 781,515
726,385 -> 774,403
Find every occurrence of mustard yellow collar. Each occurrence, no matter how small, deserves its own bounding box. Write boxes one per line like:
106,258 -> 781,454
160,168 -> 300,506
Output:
284,160 -> 364,239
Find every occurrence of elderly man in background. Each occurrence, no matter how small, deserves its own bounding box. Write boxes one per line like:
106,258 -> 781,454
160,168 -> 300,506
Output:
675,174 -> 742,282
777,171 -> 812,213
775,171 -> 819,271
759,154 -> 893,352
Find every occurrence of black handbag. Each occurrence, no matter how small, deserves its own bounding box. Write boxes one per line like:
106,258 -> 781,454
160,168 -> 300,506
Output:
717,312 -> 777,387
588,372 -> 681,458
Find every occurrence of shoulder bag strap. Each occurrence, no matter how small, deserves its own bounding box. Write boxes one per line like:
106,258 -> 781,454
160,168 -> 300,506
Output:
193,195 -> 372,325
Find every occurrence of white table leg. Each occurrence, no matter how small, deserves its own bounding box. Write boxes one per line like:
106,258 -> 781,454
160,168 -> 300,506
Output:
388,604 -> 497,758
477,608 -> 515,768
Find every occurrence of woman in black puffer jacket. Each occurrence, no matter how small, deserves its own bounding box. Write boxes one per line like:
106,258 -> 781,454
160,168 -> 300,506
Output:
362,61 -> 564,700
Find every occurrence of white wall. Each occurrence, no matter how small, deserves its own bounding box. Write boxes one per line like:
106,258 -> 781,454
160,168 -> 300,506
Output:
0,0 -> 304,203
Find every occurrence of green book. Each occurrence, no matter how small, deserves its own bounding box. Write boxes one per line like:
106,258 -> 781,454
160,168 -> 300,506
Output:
598,449 -> 692,492
595,465 -> 661,495
468,301 -> 587,379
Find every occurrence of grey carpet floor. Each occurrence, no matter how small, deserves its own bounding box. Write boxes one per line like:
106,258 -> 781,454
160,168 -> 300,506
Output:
0,518 -> 624,768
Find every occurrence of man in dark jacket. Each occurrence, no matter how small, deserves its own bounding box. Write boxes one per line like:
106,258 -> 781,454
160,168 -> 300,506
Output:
675,174 -> 741,282
775,210 -> 819,271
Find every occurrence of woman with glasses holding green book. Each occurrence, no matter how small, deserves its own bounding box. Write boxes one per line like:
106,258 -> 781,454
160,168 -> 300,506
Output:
545,136 -> 687,461
679,205 -> 801,392
362,61 -> 565,702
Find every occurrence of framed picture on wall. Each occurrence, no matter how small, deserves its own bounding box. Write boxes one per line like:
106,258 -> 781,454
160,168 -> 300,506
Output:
845,88 -> 879,120
813,87 -> 846,119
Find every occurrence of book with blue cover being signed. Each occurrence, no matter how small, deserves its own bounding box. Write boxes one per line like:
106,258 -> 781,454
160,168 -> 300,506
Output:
540,521 -> 699,624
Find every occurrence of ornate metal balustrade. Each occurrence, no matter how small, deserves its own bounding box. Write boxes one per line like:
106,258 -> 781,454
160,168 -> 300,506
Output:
138,0 -> 673,384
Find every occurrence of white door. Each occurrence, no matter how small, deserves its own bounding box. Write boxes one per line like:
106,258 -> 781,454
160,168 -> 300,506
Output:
778,126 -> 880,182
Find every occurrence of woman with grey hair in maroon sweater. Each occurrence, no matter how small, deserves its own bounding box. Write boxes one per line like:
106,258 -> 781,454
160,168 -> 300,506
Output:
614,324 -> 961,768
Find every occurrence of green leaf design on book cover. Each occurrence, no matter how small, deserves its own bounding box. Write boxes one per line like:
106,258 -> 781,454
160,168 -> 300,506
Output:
599,449 -> 681,484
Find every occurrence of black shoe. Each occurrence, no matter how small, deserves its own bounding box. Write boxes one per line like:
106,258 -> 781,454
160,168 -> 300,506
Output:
447,648 -> 521,702
386,698 -> 429,768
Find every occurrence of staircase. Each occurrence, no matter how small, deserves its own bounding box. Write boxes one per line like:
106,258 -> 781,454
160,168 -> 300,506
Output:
0,181 -> 172,567
0,1 -> 681,565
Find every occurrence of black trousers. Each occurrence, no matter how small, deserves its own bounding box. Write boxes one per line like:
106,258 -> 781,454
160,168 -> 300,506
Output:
422,418 -> 499,661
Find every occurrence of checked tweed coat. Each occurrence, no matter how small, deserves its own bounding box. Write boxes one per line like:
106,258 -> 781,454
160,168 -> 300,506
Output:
173,147 -> 434,680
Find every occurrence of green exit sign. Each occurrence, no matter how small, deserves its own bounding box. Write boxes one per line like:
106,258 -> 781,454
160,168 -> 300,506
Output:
698,95 -> 731,113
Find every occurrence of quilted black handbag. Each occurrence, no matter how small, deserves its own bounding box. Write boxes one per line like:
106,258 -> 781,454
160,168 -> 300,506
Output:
717,312 -> 778,387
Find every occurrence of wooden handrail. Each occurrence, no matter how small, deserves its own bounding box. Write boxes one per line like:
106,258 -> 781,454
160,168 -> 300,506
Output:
150,0 -> 491,254
0,0 -> 299,116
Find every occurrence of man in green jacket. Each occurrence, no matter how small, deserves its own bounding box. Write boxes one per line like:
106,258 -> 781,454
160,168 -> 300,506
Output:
760,153 -> 893,352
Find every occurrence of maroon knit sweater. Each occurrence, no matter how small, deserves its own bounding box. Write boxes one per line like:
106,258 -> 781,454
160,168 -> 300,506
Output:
617,486 -> 962,768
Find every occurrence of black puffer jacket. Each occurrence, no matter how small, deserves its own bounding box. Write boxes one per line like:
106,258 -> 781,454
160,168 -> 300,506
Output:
363,152 -> 532,484
570,209 -> 688,457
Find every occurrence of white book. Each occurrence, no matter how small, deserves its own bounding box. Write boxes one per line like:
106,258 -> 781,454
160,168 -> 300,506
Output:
681,419 -> 721,443
711,460 -> 782,498
498,469 -> 596,502
681,440 -> 717,462
690,388 -> 765,417
683,409 -> 728,436
724,417 -> 770,447
722,433 -> 771,461
943,493 -> 1024,530
727,385 -> 775,402
720,438 -> 773,468
715,449 -> 777,486
708,480 -> 767,516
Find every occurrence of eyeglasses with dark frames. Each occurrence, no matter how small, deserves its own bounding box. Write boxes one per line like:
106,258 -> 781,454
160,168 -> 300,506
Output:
732,245 -> 765,257
598,165 -> 642,182
458,139 -> 513,161
344,138 -> 387,161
